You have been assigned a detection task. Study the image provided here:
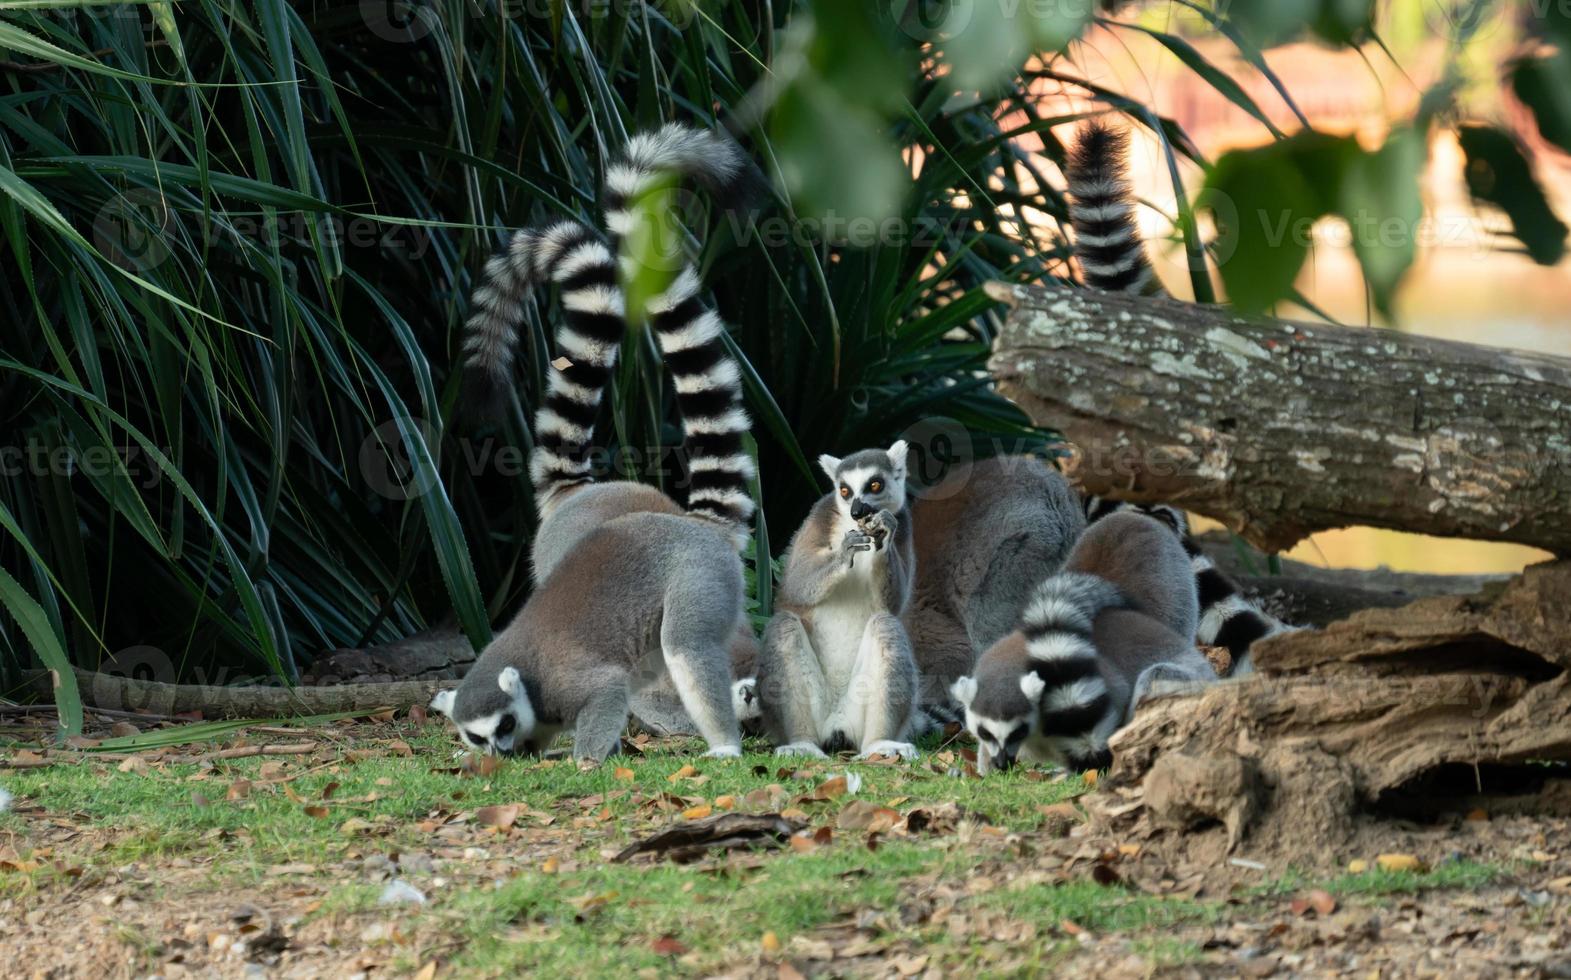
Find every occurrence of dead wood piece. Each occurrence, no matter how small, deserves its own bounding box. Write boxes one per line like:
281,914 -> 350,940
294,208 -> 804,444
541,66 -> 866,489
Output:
986,281 -> 1571,555
20,668 -> 442,718
1255,559 -> 1571,676
613,812 -> 804,864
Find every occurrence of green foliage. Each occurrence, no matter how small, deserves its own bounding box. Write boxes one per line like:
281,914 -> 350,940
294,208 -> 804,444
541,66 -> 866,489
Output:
0,0 -> 1078,710
3,0 -> 1566,730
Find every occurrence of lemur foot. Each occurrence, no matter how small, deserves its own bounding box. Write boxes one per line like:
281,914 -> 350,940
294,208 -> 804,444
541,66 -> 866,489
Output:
858,740 -> 919,761
774,741 -> 829,759
703,744 -> 743,759
731,678 -> 761,721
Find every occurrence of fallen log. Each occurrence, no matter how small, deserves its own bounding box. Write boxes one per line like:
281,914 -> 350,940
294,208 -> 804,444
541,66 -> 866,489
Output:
1102,560 -> 1571,866
20,667 -> 443,718
985,281 -> 1571,556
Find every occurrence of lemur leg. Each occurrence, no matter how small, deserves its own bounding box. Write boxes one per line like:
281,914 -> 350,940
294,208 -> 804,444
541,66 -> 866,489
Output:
571,679 -> 632,764
842,613 -> 920,760
758,612 -> 832,758
1129,660 -> 1217,722
662,617 -> 743,759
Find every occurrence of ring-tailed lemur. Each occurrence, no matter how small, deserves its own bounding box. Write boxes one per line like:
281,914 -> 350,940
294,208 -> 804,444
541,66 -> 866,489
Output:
1082,496 -> 1296,676
758,442 -> 923,760
903,455 -> 1088,727
1066,118 -> 1164,296
432,126 -> 757,762
951,511 -> 1218,775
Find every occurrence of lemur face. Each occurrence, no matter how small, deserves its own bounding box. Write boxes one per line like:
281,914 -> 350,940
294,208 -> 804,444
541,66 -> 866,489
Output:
818,440 -> 909,521
431,667 -> 540,756
950,672 -> 1038,775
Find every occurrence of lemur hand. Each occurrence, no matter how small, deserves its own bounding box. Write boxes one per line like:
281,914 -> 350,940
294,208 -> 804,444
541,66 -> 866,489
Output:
841,528 -> 874,566
861,509 -> 897,549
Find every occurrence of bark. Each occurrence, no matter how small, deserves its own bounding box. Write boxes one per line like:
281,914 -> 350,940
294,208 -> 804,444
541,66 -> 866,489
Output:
985,281 -> 1571,555
22,668 -> 442,718
1101,560 -> 1571,863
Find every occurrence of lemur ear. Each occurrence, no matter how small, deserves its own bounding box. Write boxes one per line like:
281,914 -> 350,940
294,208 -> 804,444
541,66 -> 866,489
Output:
429,689 -> 456,717
497,666 -> 523,697
817,453 -> 842,483
885,440 -> 909,474
1019,673 -> 1047,703
950,675 -> 977,708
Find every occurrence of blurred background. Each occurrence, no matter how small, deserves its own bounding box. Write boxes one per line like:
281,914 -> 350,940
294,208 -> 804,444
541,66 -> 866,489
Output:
1,0 -> 1566,699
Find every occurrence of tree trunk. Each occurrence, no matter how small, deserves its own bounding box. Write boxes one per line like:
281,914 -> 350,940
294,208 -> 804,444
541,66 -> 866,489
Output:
985,281 -> 1571,556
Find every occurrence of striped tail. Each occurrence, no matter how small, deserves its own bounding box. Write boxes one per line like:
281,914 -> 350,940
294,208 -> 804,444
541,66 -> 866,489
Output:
1082,497 -> 1295,676
1020,572 -> 1130,768
1190,550 -> 1296,677
459,219 -> 627,513
1066,120 -> 1163,296
603,126 -> 756,538
603,123 -> 748,242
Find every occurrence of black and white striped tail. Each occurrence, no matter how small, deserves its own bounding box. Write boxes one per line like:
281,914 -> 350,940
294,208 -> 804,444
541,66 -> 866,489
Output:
602,126 -> 756,538
1190,550 -> 1295,676
1021,572 -> 1128,767
1067,120 -> 1163,296
603,123 -> 747,245
1083,496 -> 1295,676
460,219 -> 627,512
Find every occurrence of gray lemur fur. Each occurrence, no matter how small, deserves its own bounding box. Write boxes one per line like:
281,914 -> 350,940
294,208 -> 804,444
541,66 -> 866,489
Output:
904,455 -> 1087,700
952,511 -> 1217,775
431,125 -> 756,763
757,441 -> 922,760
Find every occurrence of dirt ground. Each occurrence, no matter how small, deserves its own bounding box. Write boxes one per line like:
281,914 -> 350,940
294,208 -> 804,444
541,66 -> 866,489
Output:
3,709 -> 1570,978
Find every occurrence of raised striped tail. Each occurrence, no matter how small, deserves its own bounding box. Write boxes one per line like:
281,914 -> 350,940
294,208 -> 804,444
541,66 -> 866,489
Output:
642,267 -> 755,535
1020,572 -> 1127,743
1067,120 -> 1163,296
602,125 -> 756,539
478,220 -> 628,513
603,123 -> 749,241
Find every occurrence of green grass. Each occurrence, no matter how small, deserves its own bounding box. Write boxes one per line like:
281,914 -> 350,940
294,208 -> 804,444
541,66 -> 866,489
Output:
0,731 -> 1516,974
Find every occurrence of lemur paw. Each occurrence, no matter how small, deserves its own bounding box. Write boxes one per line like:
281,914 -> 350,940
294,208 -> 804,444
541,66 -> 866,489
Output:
858,740 -> 919,761
774,742 -> 829,759
732,678 -> 761,721
703,744 -> 743,759
861,509 -> 897,547
841,528 -> 874,555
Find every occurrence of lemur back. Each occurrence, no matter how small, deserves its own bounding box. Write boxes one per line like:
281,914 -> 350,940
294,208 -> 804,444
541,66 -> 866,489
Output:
432,125 -> 757,762
952,512 -> 1216,774
904,455 -> 1087,692
1082,497 -> 1296,675
758,443 -> 922,760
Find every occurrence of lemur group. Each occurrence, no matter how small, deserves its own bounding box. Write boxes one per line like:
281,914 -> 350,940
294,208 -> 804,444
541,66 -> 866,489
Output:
430,123 -> 1296,776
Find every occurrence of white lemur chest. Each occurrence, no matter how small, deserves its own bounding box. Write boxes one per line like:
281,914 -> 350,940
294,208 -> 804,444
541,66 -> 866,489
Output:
808,552 -> 886,693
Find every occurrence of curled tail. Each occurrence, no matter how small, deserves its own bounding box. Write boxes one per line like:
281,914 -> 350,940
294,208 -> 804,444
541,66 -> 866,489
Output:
604,126 -> 757,537
461,218 -> 627,512
1067,120 -> 1163,296
1020,572 -> 1128,753
1082,497 -> 1295,675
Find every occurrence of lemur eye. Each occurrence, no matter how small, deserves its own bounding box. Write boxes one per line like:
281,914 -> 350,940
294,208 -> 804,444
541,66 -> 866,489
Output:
1005,727 -> 1027,746
839,485 -> 851,498
979,730 -> 996,744
496,714 -> 516,736
868,480 -> 883,493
